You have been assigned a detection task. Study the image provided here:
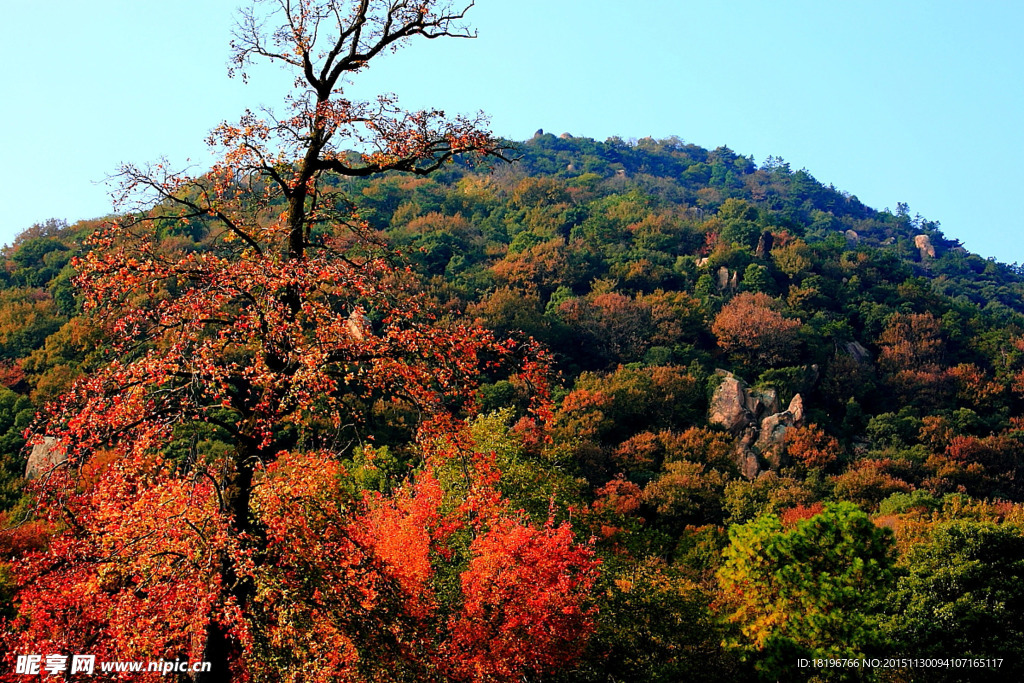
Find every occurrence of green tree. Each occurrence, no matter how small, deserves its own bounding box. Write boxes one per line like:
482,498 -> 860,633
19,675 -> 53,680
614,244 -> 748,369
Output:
882,521 -> 1024,681
741,263 -> 772,293
717,503 -> 895,679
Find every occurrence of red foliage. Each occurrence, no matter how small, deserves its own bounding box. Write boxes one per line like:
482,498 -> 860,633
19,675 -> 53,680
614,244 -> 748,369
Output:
780,502 -> 826,527
510,416 -> 547,457
445,520 -> 599,682
0,360 -> 25,389
945,434 -> 1021,478
0,513 -> 50,558
2,2 -> 598,679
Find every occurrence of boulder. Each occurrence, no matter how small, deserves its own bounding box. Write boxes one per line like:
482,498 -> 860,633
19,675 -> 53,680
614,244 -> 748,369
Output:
716,266 -> 730,290
755,414 -> 790,469
346,308 -> 368,341
25,437 -> 66,480
844,229 -> 859,245
709,373 -> 753,432
843,341 -> 872,363
735,427 -> 762,480
787,393 -> 805,424
752,393 -> 804,470
708,374 -> 810,480
914,234 -> 936,259
746,387 -> 781,418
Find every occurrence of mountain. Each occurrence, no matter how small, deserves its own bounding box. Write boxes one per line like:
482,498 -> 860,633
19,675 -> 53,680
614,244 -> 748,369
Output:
3,133 -> 1024,679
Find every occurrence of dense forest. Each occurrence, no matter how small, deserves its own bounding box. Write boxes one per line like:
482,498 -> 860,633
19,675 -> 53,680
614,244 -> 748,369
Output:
4,2 -> 1024,681
3,131 -> 1024,681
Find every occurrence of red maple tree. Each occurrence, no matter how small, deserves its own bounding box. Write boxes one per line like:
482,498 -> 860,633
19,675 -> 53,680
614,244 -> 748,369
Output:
3,2 -> 597,681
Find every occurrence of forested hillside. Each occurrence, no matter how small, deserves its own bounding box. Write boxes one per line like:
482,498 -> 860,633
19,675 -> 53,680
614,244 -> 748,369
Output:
4,130 -> 1024,680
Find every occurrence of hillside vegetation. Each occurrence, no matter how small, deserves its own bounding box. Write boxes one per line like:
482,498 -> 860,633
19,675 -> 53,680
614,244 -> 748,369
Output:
4,133 -> 1024,680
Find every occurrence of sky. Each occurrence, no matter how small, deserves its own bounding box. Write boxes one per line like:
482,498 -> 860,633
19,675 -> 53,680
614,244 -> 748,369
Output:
2,1 -> 1023,262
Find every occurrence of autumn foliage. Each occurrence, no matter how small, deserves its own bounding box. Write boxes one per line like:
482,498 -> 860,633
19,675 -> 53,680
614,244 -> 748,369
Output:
5,4 -> 1024,680
711,292 -> 801,368
1,2 -> 598,681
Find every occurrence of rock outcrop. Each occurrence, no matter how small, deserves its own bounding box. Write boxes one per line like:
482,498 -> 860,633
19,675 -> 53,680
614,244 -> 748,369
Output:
843,340 -> 872,364
754,394 -> 805,469
914,234 -> 936,259
715,267 -> 739,291
25,437 -> 66,480
709,371 -> 805,479
709,373 -> 753,432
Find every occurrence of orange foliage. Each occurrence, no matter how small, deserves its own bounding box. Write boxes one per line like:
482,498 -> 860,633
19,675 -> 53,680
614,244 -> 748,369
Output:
711,292 -> 801,367
921,454 -> 991,497
877,312 -> 944,372
947,362 -> 1005,404
614,427 -> 735,473
4,1 -> 599,678
919,415 -> 954,450
831,459 -> 914,509
785,424 -> 842,471
779,502 -> 826,527
491,238 -> 571,296
593,476 -> 644,517
0,361 -> 25,389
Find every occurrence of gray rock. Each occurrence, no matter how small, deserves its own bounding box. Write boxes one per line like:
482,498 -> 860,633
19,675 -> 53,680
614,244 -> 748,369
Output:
735,427 -> 763,480
747,387 -> 781,418
709,374 -> 810,479
755,413 -> 791,469
843,341 -> 872,363
751,394 -> 804,470
25,437 -> 66,480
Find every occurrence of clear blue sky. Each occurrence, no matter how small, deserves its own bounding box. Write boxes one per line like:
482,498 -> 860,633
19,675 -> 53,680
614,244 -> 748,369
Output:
2,1 -> 1023,262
